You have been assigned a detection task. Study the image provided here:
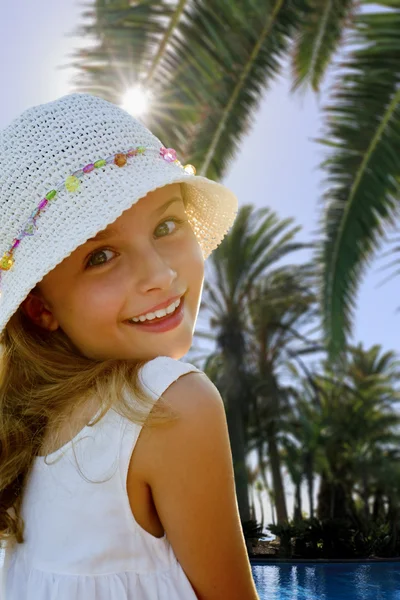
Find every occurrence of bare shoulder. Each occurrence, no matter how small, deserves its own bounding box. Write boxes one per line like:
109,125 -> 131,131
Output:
142,371 -> 259,600
159,369 -> 224,422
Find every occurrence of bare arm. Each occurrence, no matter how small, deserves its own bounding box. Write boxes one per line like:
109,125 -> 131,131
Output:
141,372 -> 260,600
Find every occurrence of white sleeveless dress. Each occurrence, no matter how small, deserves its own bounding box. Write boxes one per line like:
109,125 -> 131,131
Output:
1,356 -> 202,599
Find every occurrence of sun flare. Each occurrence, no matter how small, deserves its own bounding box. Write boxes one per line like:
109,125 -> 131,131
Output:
121,85 -> 152,118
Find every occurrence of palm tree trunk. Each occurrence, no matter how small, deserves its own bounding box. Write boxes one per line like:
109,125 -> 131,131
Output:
293,482 -> 302,522
317,473 -> 333,520
303,453 -> 314,519
318,472 -> 351,520
372,488 -> 385,522
220,350 -> 251,522
269,490 -> 276,526
255,437 -> 270,530
361,476 -> 370,522
218,325 -> 251,523
256,486 -> 265,529
225,390 -> 251,522
266,420 -> 288,523
249,484 -> 256,520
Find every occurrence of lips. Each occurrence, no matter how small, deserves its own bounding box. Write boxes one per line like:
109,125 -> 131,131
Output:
125,294 -> 185,333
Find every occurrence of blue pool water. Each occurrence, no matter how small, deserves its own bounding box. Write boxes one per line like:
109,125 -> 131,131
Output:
251,561 -> 400,599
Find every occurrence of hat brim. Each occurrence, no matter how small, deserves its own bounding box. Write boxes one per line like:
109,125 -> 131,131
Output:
0,155 -> 238,334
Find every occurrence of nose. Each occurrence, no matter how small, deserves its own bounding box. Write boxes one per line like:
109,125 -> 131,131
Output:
133,243 -> 177,293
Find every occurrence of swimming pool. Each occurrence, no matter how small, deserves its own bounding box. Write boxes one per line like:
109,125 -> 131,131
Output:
251,560 -> 400,599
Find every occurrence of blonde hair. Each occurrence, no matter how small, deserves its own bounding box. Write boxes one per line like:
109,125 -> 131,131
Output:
0,307 -> 179,548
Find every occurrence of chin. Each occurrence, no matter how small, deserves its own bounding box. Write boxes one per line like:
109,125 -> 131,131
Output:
138,333 -> 194,362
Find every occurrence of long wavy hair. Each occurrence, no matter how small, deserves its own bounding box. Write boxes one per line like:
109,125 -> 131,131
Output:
0,305 -> 180,549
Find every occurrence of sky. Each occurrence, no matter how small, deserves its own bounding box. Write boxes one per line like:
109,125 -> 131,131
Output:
0,1 -> 398,529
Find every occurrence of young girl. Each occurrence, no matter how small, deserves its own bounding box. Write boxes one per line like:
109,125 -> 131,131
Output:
0,93 -> 260,599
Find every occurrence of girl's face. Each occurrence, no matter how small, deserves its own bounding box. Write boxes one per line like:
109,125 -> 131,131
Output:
23,183 -> 204,361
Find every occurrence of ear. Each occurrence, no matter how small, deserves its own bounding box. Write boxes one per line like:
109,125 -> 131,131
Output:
20,290 -> 59,332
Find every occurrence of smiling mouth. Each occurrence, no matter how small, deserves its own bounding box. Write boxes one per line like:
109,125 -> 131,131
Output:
128,297 -> 182,323
124,294 -> 185,333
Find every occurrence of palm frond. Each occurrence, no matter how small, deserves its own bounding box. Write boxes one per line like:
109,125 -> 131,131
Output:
291,0 -> 357,92
178,0 -> 309,179
67,1 -> 188,104
206,205 -> 307,313
318,2 -> 400,358
67,0 -> 312,179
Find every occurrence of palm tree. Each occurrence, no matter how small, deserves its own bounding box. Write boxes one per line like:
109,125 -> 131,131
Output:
195,204 -> 311,523
280,437 -> 304,521
316,343 -> 400,521
246,265 -> 318,523
318,3 -> 400,357
282,387 -> 328,519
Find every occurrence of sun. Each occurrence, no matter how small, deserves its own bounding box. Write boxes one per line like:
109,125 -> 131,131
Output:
121,85 -> 152,118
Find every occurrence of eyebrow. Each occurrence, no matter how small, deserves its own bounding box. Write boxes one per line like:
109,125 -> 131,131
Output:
86,196 -> 184,243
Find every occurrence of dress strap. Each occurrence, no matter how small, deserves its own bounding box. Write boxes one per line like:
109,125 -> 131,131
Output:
138,356 -> 202,402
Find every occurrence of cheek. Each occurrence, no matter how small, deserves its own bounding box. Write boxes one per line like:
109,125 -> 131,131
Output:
185,238 -> 205,283
71,275 -> 128,317
46,271 -> 128,326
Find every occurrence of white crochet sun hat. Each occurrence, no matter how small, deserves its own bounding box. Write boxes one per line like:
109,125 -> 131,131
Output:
0,93 -> 238,335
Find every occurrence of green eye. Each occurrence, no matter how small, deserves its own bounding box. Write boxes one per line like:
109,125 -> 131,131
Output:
86,249 -> 115,268
155,218 -> 184,237
85,218 -> 186,269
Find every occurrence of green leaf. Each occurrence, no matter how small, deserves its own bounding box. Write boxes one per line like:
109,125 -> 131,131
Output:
66,0 -> 310,180
291,0 -> 356,93
318,3 -> 400,358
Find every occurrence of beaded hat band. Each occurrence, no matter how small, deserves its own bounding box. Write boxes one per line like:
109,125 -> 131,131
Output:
0,144 -> 196,291
0,93 -> 238,335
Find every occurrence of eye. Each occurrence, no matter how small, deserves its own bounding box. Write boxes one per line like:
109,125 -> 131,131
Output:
84,217 -> 186,268
85,248 -> 116,269
155,217 -> 185,238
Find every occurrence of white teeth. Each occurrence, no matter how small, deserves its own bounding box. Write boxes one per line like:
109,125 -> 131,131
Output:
130,297 -> 181,323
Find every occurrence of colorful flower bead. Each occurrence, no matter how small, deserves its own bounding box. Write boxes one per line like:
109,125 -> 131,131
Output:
45,190 -> 57,201
162,148 -> 177,163
83,163 -> 95,174
94,159 -> 106,168
23,219 -> 37,236
137,146 -> 146,154
65,175 -> 80,192
0,254 -> 14,270
114,153 -> 127,167
38,199 -> 49,211
184,164 -> 196,175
